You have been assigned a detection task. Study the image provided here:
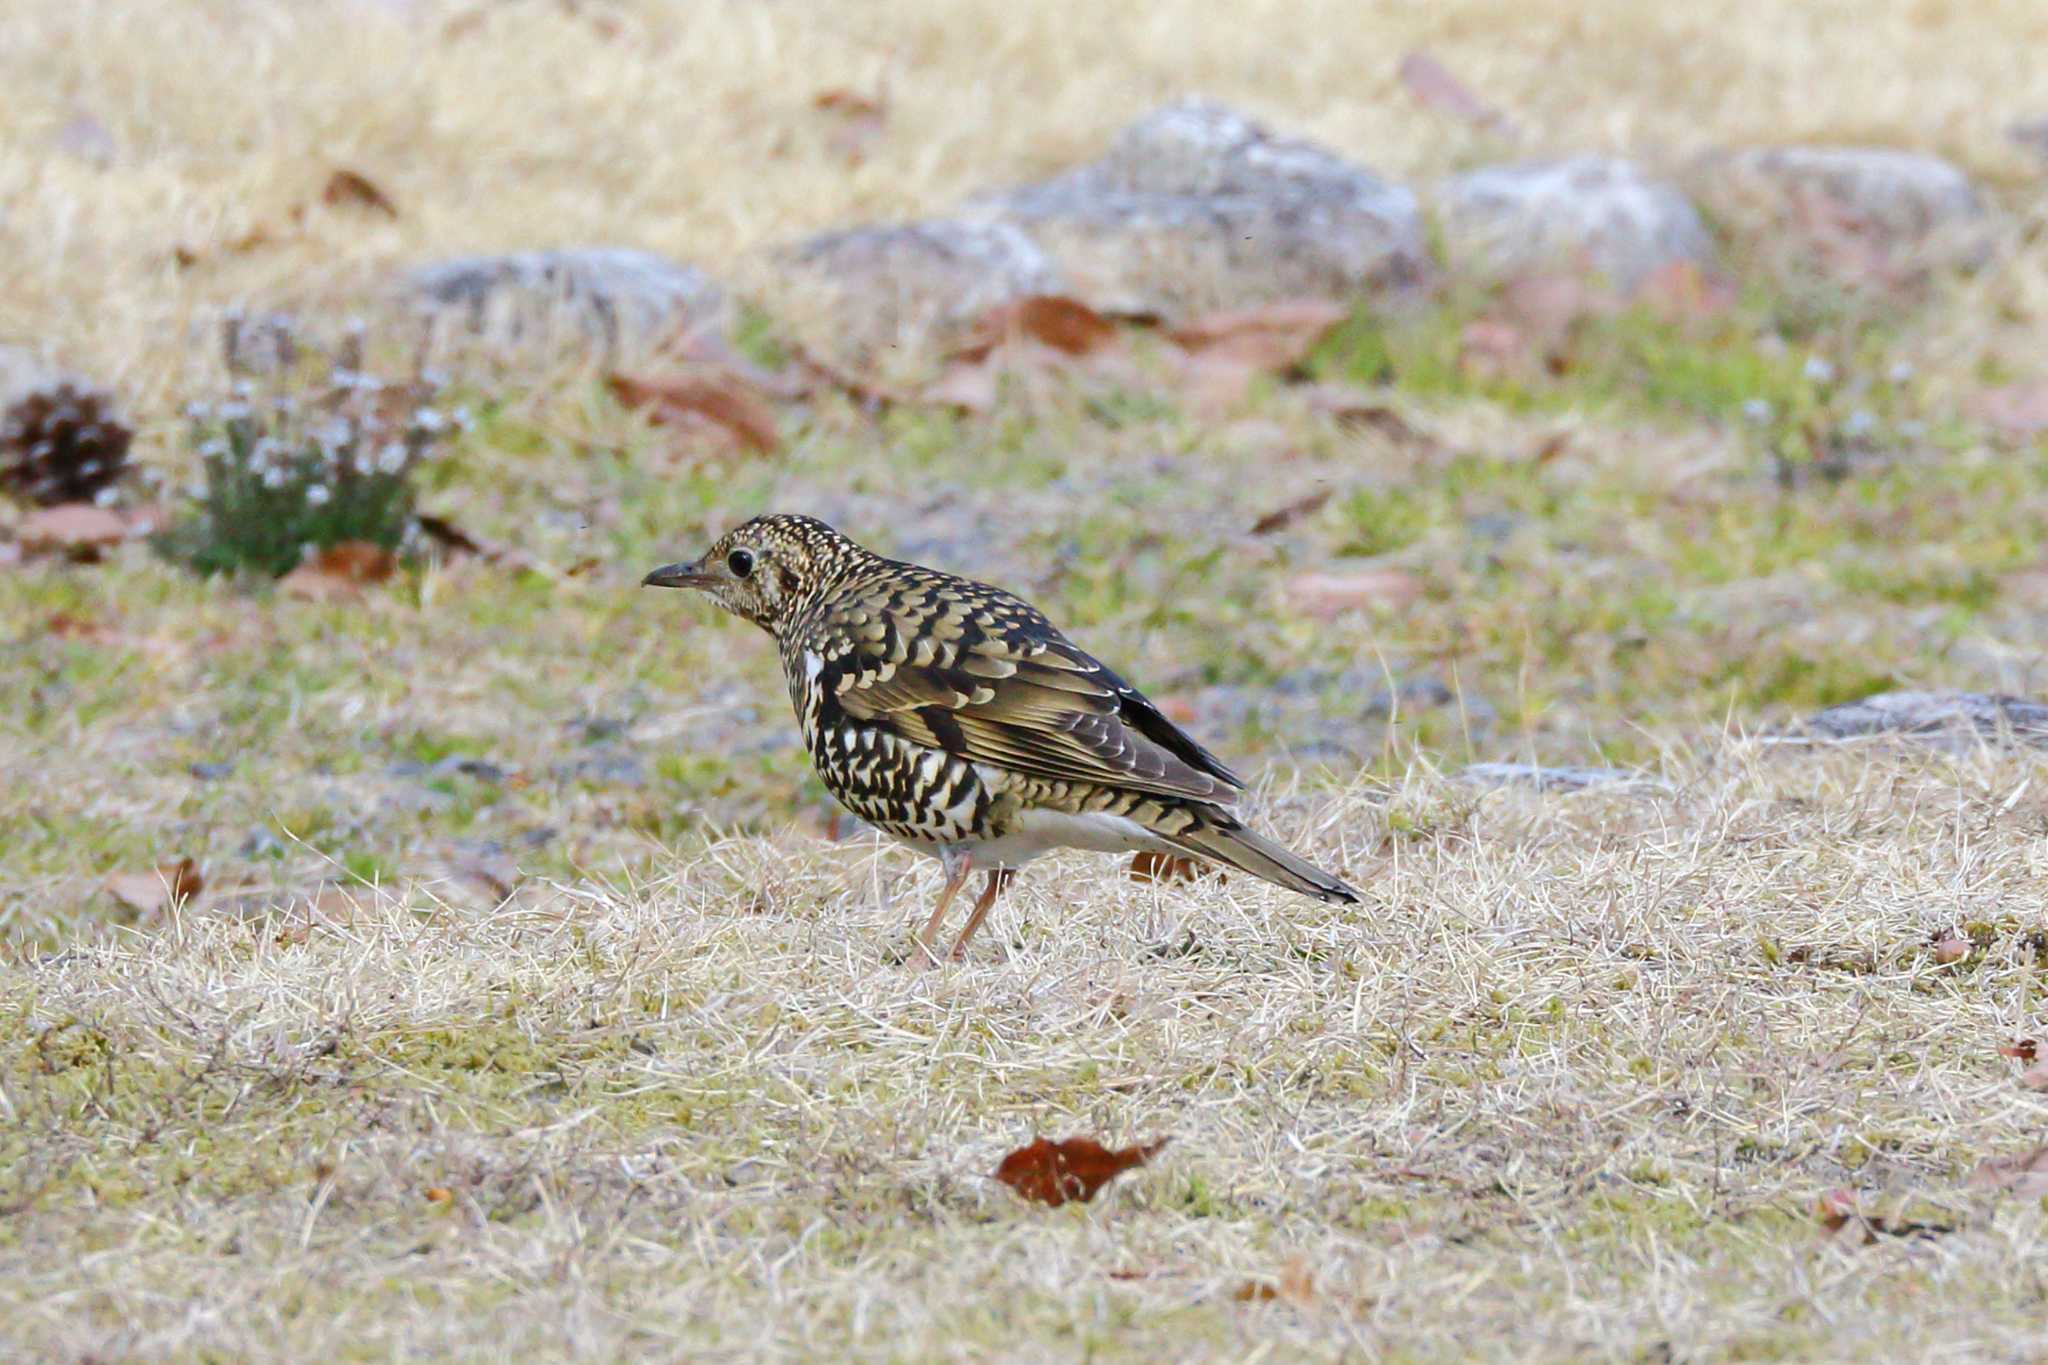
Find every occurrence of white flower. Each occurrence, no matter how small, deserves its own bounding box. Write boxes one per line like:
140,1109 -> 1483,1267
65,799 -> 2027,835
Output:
376,442 -> 407,473
1803,356 -> 1837,385
1843,409 -> 1876,438
304,484 -> 331,506
1887,361 -> 1916,385
261,466 -> 289,489
1740,399 -> 1775,425
412,408 -> 447,433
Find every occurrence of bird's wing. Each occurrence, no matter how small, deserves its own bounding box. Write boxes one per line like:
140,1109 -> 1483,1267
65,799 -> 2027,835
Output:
813,572 -> 1244,802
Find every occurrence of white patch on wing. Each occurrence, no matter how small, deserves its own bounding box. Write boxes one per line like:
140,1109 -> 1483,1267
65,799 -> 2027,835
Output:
802,650 -> 824,683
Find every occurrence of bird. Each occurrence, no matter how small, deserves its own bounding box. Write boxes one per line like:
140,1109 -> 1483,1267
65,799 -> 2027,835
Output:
643,514 -> 1358,960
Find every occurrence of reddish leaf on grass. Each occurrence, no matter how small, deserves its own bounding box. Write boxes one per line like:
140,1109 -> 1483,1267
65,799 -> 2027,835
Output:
1971,1146 -> 2048,1197
42,612 -> 118,644
1814,1188 -> 1953,1244
1288,568 -> 1425,620
281,541 -> 398,600
920,361 -> 1001,414
1170,300 -> 1346,371
2020,1062 -> 2048,1092
1397,51 -> 1508,131
607,372 -> 780,455
1930,934 -> 1970,965
812,88 -> 888,165
2000,1039 -> 2039,1062
18,502 -> 132,557
1129,851 -> 1216,886
1249,488 -> 1331,535
1968,384 -> 2048,438
322,168 -> 399,218
994,1135 -> 1169,1207
958,295 -> 1119,362
105,858 -> 203,915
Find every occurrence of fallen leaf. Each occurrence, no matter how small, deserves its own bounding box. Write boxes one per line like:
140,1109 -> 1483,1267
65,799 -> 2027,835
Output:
423,1186 -> 453,1204
2001,1039 -> 2039,1062
1396,51 -> 1509,132
1288,568 -> 1425,619
1129,851 -> 1216,886
1458,318 -> 1531,380
281,541 -> 398,600
993,1135 -> 1169,1207
105,858 -> 203,915
1970,1146 -> 2048,1197
1931,935 -> 1970,965
607,372 -> 780,455
1815,1187 -> 1954,1244
1232,1257 -> 1316,1305
2021,1062 -> 2048,1092
42,612 -> 118,643
17,502 -> 132,557
1968,384 -> 2048,438
1530,431 -> 1572,465
920,360 -> 1002,414
1170,300 -> 1346,372
1250,489 -> 1332,535
1634,260 -> 1737,321
415,513 -> 543,575
958,295 -> 1119,362
812,87 -> 887,164
322,168 -> 399,218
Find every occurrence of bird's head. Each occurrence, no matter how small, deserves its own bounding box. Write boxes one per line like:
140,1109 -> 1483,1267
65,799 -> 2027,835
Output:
642,514 -> 856,636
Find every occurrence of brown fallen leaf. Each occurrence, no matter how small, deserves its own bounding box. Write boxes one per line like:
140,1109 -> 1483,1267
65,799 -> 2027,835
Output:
415,513 -> 543,575
1250,488 -> 1332,535
1170,300 -> 1348,407
1288,568 -> 1425,619
1396,50 -> 1512,133
812,87 -> 887,165
423,1186 -> 454,1204
1128,851 -> 1218,886
1970,1146 -> 2048,1197
607,372 -> 780,456
1232,1257 -> 1316,1305
1458,318 -> 1532,381
1815,1187 -> 1953,1245
17,502 -> 133,558
958,295 -> 1120,362
2000,1039 -> 2039,1062
1930,934 -> 1970,965
994,1135 -> 1169,1207
281,541 -> 398,600
105,858 -> 203,916
322,168 -> 399,218
1633,259 -> 1737,322
920,360 -> 1002,414
42,612 -> 118,644
1967,383 -> 2048,438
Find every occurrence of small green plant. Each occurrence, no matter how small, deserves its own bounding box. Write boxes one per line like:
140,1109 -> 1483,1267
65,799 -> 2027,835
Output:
163,318 -> 466,577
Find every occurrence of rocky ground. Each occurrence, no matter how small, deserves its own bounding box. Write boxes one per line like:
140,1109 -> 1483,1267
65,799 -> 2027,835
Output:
5,0 -> 2048,1358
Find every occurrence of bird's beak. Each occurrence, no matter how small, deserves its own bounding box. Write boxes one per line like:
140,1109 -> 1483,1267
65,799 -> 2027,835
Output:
642,558 -> 717,590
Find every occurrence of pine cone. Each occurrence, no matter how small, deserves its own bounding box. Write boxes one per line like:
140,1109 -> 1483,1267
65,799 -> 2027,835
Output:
0,382 -> 133,507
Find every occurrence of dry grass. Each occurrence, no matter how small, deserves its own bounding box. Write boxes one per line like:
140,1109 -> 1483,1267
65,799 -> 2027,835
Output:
9,749 -> 2048,1358
6,0 -> 2048,399
8,0 -> 2048,1358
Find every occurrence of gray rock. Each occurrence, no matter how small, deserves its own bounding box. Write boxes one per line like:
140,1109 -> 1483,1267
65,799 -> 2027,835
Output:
969,99 -> 1428,317
1690,146 -> 1986,269
2012,119 -> 2048,165
1796,691 -> 2048,746
402,248 -> 727,353
1458,762 -> 1652,792
1433,156 -> 1710,291
778,219 -> 1062,360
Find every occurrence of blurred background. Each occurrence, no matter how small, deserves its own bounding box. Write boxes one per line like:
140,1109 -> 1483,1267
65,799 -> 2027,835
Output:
4,0 -> 2048,942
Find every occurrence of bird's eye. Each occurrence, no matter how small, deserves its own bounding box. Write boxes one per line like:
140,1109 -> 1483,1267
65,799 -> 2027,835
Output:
727,548 -> 755,579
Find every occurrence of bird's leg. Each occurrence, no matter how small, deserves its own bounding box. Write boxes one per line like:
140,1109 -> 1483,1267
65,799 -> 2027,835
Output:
948,868 -> 1017,961
916,849 -> 973,962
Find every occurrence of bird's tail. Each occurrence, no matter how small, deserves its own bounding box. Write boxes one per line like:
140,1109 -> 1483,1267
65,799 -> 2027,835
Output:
1164,811 -> 1359,905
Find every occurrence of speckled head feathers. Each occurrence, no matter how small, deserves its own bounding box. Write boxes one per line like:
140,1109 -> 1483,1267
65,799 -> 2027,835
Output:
643,514 -> 867,636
